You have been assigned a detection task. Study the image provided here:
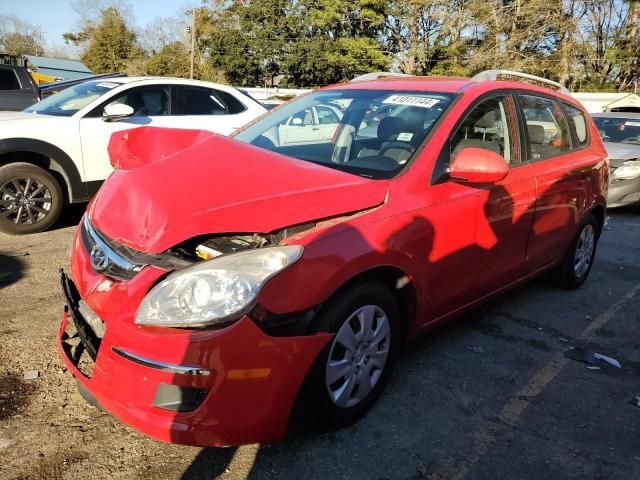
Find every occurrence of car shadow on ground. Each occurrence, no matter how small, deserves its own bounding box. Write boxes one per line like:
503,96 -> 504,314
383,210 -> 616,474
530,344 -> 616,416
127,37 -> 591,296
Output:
51,202 -> 87,231
178,275 -> 550,480
0,252 -> 25,289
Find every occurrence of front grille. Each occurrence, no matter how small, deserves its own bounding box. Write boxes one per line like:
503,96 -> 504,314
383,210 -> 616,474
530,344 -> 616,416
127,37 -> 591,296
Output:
60,270 -> 101,377
80,217 -> 192,281
80,218 -> 143,280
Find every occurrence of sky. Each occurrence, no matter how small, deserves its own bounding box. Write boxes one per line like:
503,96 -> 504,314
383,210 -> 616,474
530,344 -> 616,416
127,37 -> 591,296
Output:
1,0 -> 192,54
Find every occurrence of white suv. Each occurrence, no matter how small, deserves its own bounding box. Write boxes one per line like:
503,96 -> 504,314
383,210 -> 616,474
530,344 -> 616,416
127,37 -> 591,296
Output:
0,77 -> 266,234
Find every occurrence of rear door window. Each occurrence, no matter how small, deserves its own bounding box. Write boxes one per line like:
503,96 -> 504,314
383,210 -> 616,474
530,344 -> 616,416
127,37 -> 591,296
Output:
177,86 -> 233,115
0,69 -> 20,90
519,95 -> 572,161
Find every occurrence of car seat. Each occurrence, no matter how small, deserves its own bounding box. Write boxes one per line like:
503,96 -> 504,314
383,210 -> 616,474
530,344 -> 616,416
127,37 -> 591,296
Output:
452,111 -> 502,157
356,116 -> 406,158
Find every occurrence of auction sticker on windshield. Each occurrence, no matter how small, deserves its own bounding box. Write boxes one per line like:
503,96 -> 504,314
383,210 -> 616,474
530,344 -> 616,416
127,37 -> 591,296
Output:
383,95 -> 440,108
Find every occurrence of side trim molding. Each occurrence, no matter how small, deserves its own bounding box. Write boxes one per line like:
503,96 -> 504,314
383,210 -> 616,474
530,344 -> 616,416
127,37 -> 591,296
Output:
112,347 -> 212,376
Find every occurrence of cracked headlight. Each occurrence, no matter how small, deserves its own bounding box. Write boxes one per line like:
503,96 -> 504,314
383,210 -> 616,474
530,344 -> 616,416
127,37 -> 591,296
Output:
135,246 -> 303,327
611,161 -> 640,181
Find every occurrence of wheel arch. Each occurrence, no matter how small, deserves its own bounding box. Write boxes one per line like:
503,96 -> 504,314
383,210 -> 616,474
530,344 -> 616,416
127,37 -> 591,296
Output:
0,138 -> 87,202
322,264 -> 417,341
587,203 -> 606,236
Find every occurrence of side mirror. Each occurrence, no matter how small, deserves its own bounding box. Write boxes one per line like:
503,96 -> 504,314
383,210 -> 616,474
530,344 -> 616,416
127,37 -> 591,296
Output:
102,103 -> 134,122
449,147 -> 509,184
291,117 -> 303,126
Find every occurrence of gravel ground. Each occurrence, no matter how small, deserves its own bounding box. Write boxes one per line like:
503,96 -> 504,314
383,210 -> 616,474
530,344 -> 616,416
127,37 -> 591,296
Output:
0,205 -> 639,480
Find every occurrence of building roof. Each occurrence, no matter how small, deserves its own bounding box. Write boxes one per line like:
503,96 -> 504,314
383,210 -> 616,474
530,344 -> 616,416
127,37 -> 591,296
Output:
571,92 -> 640,113
24,55 -> 93,80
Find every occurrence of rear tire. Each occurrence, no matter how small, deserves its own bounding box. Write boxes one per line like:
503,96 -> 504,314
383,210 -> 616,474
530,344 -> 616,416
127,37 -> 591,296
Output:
0,162 -> 63,235
299,281 -> 401,428
553,214 -> 599,289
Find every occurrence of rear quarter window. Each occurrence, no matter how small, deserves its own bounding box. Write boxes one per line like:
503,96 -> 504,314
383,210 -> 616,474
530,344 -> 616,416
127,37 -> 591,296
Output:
563,103 -> 589,146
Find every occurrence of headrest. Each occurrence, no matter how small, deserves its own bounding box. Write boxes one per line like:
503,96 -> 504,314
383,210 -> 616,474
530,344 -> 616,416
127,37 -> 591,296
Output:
378,116 -> 405,141
528,124 -> 545,144
475,111 -> 495,128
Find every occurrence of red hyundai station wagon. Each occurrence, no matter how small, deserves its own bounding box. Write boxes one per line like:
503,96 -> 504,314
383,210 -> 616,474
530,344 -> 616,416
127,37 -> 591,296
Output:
58,70 -> 608,447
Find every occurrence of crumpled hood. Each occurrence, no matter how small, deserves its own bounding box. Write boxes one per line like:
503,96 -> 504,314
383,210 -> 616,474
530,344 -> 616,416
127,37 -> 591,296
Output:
90,127 -> 388,253
604,141 -> 640,166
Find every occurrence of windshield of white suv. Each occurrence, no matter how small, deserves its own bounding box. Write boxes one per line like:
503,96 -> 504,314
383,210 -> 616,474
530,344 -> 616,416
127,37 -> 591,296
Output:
233,89 -> 454,179
593,116 -> 640,145
24,80 -> 121,117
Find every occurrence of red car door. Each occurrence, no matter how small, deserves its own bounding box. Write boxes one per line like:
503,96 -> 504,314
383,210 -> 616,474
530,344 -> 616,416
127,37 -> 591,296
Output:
421,93 -> 537,323
517,94 -> 595,270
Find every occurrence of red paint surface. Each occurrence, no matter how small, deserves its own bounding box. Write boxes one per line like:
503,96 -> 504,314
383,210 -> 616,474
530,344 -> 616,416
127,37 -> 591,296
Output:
59,78 -> 608,446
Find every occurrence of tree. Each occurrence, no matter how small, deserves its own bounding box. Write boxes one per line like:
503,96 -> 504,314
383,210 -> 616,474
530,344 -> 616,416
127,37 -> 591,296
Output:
144,42 -> 192,77
0,16 -> 45,56
199,0 -> 390,86
286,0 -> 389,84
69,7 -> 140,73
139,16 -> 188,55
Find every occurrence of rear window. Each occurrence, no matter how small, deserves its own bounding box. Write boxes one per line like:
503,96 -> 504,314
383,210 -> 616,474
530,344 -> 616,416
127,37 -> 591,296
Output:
563,103 -> 588,146
0,69 -> 20,90
592,116 -> 640,145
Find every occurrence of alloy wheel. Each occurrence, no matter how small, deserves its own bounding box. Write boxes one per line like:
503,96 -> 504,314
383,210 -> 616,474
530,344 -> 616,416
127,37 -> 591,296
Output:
574,224 -> 595,278
0,177 -> 53,226
325,305 -> 391,408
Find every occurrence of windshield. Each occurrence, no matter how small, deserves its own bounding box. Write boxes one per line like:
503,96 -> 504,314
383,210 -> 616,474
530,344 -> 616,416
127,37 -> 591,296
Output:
24,80 -> 121,117
233,89 -> 454,179
593,116 -> 640,145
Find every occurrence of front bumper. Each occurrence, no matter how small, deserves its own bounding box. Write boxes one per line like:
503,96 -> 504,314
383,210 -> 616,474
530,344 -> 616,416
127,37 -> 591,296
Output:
57,231 -> 331,447
608,176 -> 640,208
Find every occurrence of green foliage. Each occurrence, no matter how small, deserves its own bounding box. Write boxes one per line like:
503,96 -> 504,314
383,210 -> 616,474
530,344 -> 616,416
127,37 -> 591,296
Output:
72,7 -> 139,73
48,0 -> 640,91
199,0 -> 390,86
144,42 -> 191,78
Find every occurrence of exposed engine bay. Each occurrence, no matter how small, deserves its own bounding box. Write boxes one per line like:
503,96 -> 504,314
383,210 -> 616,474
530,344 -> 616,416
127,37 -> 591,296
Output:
168,222 -> 317,262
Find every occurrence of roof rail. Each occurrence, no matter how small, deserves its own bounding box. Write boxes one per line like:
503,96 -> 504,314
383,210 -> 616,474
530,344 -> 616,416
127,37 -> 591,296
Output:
471,70 -> 570,95
350,72 -> 411,83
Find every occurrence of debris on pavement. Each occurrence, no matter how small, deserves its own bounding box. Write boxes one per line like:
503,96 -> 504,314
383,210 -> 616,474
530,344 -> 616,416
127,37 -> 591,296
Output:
593,353 -> 622,368
630,395 -> 640,407
0,438 -> 13,450
564,347 -> 622,369
467,345 -> 484,353
22,370 -> 40,380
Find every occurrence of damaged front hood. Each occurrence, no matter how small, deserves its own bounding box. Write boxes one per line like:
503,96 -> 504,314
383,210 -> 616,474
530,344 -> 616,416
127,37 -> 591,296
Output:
90,127 -> 388,253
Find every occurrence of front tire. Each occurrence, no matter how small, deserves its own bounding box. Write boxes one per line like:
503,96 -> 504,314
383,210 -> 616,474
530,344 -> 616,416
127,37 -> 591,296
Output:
553,214 -> 599,289
300,282 -> 401,428
0,163 -> 64,235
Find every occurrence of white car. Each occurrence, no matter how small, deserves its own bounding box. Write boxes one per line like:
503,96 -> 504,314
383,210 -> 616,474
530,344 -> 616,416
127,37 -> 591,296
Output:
0,77 -> 267,234
273,104 -> 343,146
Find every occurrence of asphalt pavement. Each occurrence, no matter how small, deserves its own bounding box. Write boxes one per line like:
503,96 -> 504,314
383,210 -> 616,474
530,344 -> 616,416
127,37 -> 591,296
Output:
0,206 -> 638,480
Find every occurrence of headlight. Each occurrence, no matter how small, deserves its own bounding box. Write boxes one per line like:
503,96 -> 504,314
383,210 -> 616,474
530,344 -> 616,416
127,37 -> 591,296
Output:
135,246 -> 303,327
611,161 -> 640,181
